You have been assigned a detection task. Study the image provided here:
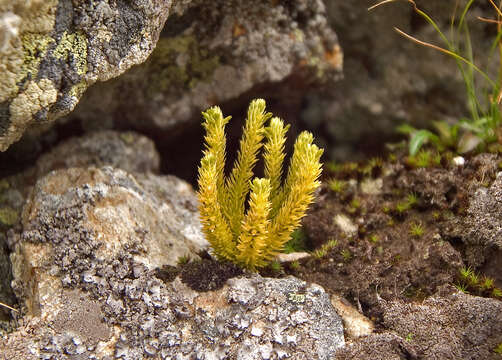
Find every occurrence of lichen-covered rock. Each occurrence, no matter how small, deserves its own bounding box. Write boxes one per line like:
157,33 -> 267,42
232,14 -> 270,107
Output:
2,274 -> 344,359
445,171 -> 502,250
11,166 -> 205,302
335,285 -> 502,359
35,130 -> 161,176
441,168 -> 502,281
70,0 -> 342,134
380,286 -> 502,360
0,0 -> 175,151
0,131 -> 164,322
4,166 -> 345,359
334,333 -> 417,360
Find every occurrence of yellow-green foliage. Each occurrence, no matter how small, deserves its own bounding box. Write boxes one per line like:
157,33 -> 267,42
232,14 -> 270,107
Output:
197,99 -> 323,270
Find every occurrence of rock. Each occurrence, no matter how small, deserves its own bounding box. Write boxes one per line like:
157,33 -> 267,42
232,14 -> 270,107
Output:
334,214 -> 358,238
0,0 -> 175,151
441,166 -> 502,281
380,285 -> 502,359
330,294 -> 374,340
0,131 -> 164,321
446,172 -> 502,250
11,166 -> 206,307
1,274 -> 345,359
69,0 -> 342,135
334,333 -> 417,360
276,252 -> 311,263
35,130 -> 161,176
360,177 -> 383,195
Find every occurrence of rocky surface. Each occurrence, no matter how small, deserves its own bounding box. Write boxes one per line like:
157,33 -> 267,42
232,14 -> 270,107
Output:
69,0 -> 342,135
1,273 -> 344,359
380,285 -> 502,359
0,0 -> 176,151
0,131 -> 165,319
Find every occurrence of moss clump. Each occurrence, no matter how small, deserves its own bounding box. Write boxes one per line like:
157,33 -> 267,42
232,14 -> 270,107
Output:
0,206 -> 18,227
283,228 -> 310,253
147,36 -> 220,95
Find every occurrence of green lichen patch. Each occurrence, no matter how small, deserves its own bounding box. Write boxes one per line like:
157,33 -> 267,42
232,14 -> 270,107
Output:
0,206 -> 18,227
53,31 -> 88,76
146,36 -> 220,95
19,33 -> 54,84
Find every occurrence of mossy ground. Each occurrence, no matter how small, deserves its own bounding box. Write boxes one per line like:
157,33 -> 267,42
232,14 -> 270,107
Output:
262,149 -> 502,323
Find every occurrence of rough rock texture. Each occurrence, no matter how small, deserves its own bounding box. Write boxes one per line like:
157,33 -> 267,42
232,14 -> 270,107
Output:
303,1 -> 496,160
69,0 -> 342,135
445,171 -> 502,250
12,166 -> 206,291
0,131 -> 165,320
441,168 -> 502,284
334,286 -> 502,359
35,130 -> 161,176
334,333 -> 417,360
1,274 -> 344,359
0,0 -> 175,151
380,286 -> 502,360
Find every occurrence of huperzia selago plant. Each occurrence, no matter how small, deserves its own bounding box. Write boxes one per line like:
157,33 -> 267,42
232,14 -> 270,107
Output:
197,99 -> 323,271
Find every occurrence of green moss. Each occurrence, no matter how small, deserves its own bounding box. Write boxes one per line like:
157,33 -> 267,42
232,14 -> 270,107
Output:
494,342 -> 502,354
53,31 -> 88,76
147,36 -> 220,95
283,228 -> 310,253
327,179 -> 346,194
119,132 -> 136,145
0,206 -> 18,227
409,222 -> 424,237
0,179 -> 9,192
340,249 -> 352,262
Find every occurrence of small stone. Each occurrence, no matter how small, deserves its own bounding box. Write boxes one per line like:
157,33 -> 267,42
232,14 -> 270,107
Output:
453,156 -> 465,166
250,326 -> 264,337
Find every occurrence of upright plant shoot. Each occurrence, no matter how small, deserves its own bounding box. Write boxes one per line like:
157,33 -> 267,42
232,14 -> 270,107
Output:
197,99 -> 323,271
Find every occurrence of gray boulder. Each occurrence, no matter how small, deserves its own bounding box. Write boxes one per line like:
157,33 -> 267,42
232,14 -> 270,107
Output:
0,0 -> 176,151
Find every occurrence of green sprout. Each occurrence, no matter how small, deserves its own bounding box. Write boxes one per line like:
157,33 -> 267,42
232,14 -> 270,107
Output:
269,260 -> 283,273
369,234 -> 379,244
409,222 -> 425,237
340,249 -> 352,262
289,260 -> 300,270
176,255 -> 191,266
348,198 -> 361,214
328,179 -> 347,194
454,282 -> 469,294
312,239 -> 338,259
459,266 -> 479,286
480,276 -> 495,291
493,287 -> 502,298
406,193 -> 418,207
407,149 -> 440,168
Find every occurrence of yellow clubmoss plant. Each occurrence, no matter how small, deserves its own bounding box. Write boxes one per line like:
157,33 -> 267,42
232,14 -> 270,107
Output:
197,99 -> 323,271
